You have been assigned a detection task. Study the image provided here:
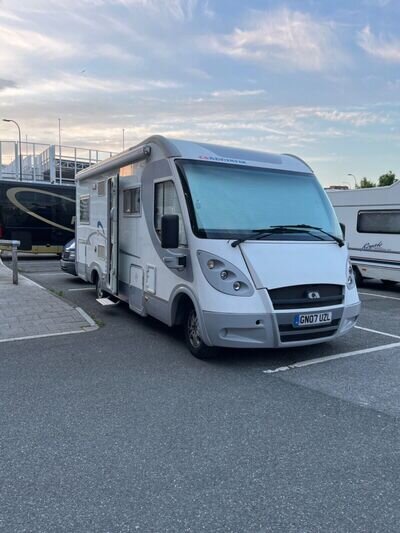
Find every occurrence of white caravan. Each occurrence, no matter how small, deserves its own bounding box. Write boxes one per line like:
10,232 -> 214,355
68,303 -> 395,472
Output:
76,136 -> 360,357
328,182 -> 400,287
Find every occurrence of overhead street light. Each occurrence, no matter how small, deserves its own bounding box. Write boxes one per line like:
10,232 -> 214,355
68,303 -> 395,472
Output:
347,173 -> 358,188
2,118 -> 22,181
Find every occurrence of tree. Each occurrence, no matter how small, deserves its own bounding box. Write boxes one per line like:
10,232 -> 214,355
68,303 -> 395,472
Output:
378,171 -> 397,187
358,177 -> 376,188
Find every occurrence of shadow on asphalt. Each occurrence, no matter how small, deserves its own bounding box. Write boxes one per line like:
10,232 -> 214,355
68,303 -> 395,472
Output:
4,255 -> 399,370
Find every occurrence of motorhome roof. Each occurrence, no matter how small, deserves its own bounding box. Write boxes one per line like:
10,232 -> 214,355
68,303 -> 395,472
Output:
76,135 -> 313,182
327,180 -> 400,207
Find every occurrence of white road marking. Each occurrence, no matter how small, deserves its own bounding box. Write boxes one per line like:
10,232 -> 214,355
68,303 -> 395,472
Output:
359,291 -> 400,302
263,341 -> 400,374
0,327 -> 97,344
68,287 -> 95,292
27,272 -> 65,276
355,325 -> 400,340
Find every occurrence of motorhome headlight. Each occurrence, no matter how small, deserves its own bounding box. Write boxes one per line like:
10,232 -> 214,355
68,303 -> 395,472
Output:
346,259 -> 355,289
197,250 -> 254,297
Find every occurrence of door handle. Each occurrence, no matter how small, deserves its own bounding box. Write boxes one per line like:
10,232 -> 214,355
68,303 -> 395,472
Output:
163,254 -> 186,271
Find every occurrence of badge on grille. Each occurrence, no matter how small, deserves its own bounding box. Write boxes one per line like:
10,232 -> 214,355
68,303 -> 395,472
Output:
307,290 -> 321,300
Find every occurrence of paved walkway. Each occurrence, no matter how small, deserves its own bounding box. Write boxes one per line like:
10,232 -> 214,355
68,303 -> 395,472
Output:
0,261 -> 97,342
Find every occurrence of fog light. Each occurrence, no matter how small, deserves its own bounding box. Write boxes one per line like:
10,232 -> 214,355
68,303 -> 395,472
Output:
220,270 -> 228,280
207,259 -> 215,269
233,281 -> 241,291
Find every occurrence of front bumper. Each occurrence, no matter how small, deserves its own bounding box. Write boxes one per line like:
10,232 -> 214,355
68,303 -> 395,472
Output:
60,259 -> 77,276
202,302 -> 361,348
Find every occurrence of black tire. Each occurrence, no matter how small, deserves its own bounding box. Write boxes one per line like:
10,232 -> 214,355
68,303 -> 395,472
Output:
381,279 -> 397,288
94,274 -> 104,299
354,267 -> 363,287
184,307 -> 215,359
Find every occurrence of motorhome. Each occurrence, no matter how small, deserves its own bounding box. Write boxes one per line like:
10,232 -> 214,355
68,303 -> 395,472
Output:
328,182 -> 400,287
75,136 -> 360,357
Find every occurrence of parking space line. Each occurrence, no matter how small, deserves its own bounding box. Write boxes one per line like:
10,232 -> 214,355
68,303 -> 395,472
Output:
355,325 -> 400,340
263,341 -> 400,374
359,291 -> 400,302
0,328 -> 96,344
68,287 -> 95,292
26,272 -> 65,276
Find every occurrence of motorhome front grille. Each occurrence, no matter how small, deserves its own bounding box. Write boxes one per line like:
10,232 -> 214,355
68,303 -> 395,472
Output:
268,284 -> 344,310
279,318 -> 341,343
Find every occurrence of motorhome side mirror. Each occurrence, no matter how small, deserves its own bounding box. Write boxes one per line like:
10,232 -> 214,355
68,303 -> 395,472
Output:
161,214 -> 180,249
340,223 -> 346,238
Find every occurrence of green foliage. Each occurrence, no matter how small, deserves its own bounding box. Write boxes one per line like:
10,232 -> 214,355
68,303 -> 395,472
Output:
358,177 -> 376,188
378,171 -> 397,187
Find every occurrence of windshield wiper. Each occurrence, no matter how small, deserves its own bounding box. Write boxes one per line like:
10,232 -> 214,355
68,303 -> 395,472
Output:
231,227 -> 307,248
231,224 -> 344,248
271,225 -> 345,247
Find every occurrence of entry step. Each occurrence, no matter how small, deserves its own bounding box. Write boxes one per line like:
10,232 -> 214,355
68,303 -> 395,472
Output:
96,297 -> 119,306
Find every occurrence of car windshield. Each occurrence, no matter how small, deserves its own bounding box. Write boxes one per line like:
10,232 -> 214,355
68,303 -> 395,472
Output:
177,160 -> 342,240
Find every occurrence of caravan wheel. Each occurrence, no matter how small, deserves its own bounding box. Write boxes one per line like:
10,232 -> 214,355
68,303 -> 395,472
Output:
184,307 -> 215,359
94,274 -> 104,299
354,268 -> 363,287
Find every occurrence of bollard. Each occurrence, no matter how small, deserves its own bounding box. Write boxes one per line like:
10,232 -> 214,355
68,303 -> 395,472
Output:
0,239 -> 20,284
11,243 -> 18,284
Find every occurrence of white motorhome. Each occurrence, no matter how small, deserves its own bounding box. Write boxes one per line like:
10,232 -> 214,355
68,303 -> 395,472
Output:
328,182 -> 400,287
76,136 -> 360,357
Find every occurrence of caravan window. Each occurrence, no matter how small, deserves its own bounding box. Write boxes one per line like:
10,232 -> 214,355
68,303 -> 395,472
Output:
123,187 -> 141,215
154,181 -> 187,246
357,210 -> 400,234
79,195 -> 90,224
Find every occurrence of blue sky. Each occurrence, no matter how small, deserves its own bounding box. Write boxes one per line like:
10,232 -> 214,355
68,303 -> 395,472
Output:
1,0 -> 400,185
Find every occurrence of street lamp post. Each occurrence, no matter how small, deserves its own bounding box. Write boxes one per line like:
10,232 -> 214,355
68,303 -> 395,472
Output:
2,118 -> 22,181
347,173 -> 358,188
122,128 -> 125,151
58,118 -> 62,183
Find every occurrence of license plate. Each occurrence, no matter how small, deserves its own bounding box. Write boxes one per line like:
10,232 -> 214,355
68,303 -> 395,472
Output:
293,312 -> 332,328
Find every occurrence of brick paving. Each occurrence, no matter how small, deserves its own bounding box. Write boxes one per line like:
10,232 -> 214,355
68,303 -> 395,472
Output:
0,262 -> 96,342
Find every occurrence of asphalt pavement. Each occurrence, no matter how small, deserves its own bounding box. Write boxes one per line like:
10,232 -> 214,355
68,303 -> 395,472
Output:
0,257 -> 399,533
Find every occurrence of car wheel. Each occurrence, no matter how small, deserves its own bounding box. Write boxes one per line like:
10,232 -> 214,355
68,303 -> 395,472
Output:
184,307 -> 215,359
381,279 -> 397,288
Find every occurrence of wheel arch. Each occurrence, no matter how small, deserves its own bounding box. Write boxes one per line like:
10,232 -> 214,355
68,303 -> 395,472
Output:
88,262 -> 103,285
169,286 -> 212,346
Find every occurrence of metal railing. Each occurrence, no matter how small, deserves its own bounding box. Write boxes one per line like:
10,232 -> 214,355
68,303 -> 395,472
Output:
0,240 -> 20,284
0,140 -> 114,185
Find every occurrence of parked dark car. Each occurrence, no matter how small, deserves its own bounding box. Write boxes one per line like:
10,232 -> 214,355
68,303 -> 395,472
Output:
60,239 -> 76,276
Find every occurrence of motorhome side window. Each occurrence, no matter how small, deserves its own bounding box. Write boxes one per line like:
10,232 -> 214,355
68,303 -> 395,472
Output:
154,181 -> 187,246
357,210 -> 400,234
79,195 -> 90,224
123,187 -> 141,215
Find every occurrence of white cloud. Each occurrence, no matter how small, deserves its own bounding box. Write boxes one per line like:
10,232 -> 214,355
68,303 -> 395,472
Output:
312,109 -> 388,126
211,89 -> 266,98
0,73 -> 181,98
205,8 -> 346,72
0,26 -> 77,60
358,25 -> 400,62
17,0 -> 200,20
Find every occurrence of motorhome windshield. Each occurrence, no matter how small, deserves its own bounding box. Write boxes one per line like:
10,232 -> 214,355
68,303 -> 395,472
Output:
177,160 -> 342,240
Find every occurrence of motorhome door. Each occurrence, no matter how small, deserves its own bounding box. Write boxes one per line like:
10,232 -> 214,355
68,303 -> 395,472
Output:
107,175 -> 119,294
